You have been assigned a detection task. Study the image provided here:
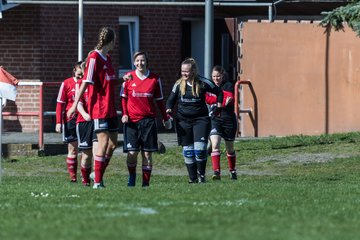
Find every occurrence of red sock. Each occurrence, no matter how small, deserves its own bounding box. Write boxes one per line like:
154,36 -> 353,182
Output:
227,152 -> 236,171
211,151 -> 221,172
127,162 -> 137,175
142,165 -> 152,186
80,165 -> 91,184
66,156 -> 77,181
94,155 -> 105,183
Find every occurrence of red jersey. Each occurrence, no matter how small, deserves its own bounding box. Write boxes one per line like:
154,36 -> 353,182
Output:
83,50 -> 117,119
56,77 -> 81,123
120,70 -> 167,123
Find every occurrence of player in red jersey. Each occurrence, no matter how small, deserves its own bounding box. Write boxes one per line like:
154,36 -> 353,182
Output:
67,27 -> 118,189
206,65 -> 237,180
120,51 -> 172,187
76,86 -> 98,186
55,61 -> 83,183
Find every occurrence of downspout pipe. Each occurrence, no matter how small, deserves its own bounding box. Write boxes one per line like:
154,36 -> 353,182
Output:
78,0 -> 83,61
204,0 -> 213,80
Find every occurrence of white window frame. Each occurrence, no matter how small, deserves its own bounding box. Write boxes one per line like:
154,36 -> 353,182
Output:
118,16 -> 139,78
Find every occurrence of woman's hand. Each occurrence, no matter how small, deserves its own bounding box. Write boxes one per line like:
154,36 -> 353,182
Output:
55,123 -> 62,133
121,115 -> 129,123
122,73 -> 133,81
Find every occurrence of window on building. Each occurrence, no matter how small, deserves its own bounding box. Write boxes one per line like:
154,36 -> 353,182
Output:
118,16 -> 139,77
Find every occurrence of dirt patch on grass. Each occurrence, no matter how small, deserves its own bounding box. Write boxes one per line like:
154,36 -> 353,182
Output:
255,152 -> 356,165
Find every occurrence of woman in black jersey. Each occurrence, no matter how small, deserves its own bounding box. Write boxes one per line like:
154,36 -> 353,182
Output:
166,58 -> 223,183
206,66 -> 237,180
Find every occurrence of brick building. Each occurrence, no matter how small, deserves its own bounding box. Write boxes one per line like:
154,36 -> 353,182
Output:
0,0 -> 350,135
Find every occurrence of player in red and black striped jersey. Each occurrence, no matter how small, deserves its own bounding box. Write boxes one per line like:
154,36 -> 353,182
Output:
206,65 -> 237,180
120,51 -> 171,187
55,61 -> 83,183
67,27 -> 118,189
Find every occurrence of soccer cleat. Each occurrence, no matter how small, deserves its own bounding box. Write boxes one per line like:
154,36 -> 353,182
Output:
70,177 -> 77,183
230,170 -> 237,180
212,171 -> 221,180
188,178 -> 198,184
89,172 -> 105,186
93,182 -> 105,189
89,172 -> 95,181
83,182 -> 90,187
127,173 -> 136,187
198,175 -> 206,183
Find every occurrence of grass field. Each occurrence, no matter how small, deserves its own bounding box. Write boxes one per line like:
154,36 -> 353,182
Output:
1,133 -> 360,240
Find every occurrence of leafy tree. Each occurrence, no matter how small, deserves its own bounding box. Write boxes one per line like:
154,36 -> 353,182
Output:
320,0 -> 360,36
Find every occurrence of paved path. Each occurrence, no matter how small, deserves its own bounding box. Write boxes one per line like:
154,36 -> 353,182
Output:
1,132 -> 179,157
1,132 -> 179,147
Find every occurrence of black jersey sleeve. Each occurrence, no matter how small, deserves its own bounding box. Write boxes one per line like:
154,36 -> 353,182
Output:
222,81 -> 234,93
166,82 -> 179,110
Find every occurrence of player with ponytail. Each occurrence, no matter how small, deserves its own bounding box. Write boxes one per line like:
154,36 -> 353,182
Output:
67,27 -> 118,189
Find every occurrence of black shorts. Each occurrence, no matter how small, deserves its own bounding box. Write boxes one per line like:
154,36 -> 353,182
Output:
175,116 -> 211,146
76,121 -> 98,151
209,114 -> 237,141
123,118 -> 158,152
62,117 -> 77,143
93,116 -> 119,133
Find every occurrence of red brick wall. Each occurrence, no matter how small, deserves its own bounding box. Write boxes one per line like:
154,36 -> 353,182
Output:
0,4 -> 204,132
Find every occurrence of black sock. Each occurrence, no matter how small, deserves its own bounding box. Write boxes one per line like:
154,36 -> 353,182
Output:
185,163 -> 197,181
196,160 -> 207,176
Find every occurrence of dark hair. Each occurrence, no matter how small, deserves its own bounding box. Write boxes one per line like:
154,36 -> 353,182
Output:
74,61 -> 83,68
72,61 -> 83,77
212,65 -> 225,75
212,65 -> 229,83
95,27 -> 115,50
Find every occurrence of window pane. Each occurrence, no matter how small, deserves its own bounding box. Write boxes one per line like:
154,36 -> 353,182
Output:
119,25 -> 131,69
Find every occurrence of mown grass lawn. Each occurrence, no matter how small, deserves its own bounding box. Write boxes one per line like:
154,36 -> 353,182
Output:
1,133 -> 360,240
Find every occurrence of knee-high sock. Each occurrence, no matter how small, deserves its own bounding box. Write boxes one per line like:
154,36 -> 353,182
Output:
66,156 -> 77,180
185,163 -> 197,181
80,163 -> 91,184
196,160 -> 207,177
127,162 -> 137,175
211,151 -> 221,172
94,155 -> 105,184
194,142 -> 208,177
183,145 -> 196,181
227,152 -> 236,171
142,165 -> 152,186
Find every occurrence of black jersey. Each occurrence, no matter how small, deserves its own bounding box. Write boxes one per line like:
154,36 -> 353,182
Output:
167,77 -> 223,119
